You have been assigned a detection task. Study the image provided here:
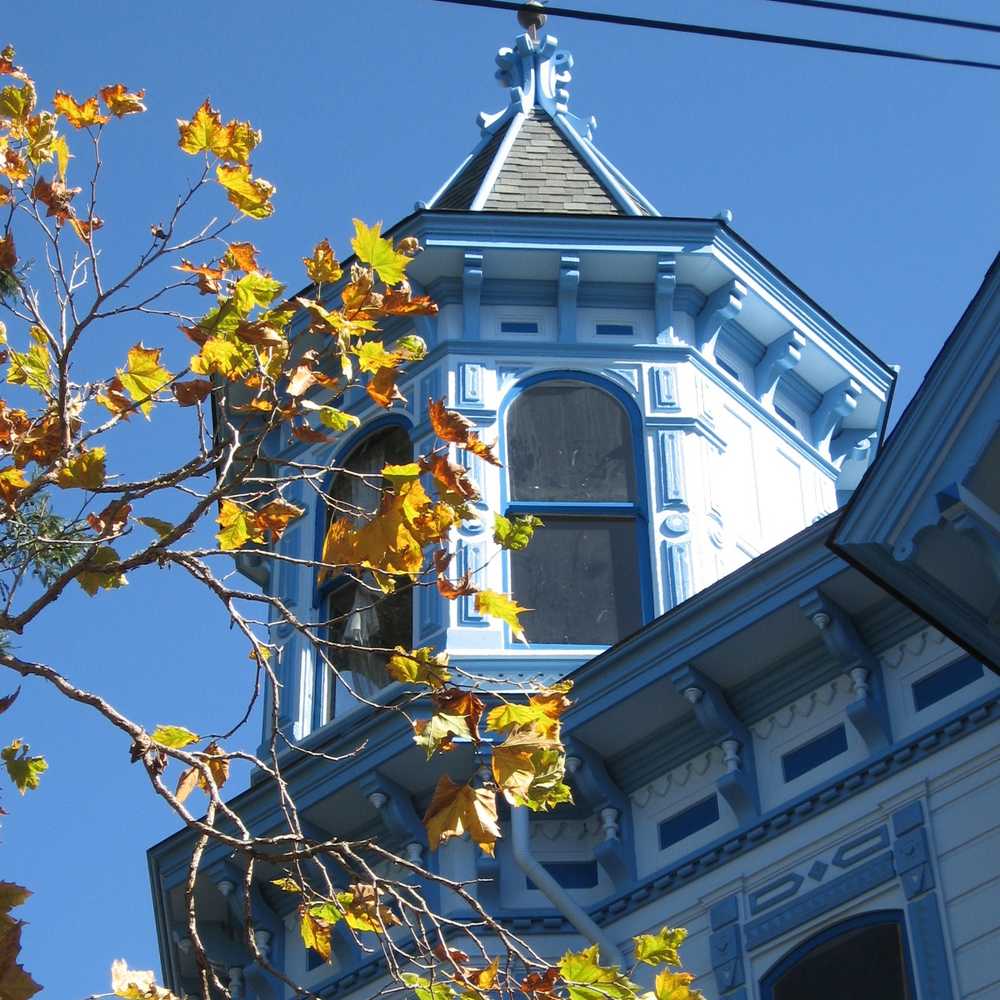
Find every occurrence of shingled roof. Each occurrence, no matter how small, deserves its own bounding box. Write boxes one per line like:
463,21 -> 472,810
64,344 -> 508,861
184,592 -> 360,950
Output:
425,27 -> 658,217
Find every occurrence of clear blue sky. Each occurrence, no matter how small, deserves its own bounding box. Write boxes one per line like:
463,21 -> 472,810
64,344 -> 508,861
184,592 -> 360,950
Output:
2,1 -> 997,995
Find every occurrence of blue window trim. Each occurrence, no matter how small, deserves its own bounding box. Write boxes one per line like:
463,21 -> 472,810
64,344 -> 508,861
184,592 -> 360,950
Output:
782,724 -> 848,783
759,909 -> 916,1000
497,370 -> 654,649
310,414 -> 414,730
658,794 -> 720,851
912,656 -> 984,712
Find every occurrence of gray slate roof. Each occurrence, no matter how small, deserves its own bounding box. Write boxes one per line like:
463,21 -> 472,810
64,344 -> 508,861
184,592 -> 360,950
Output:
430,108 -> 643,215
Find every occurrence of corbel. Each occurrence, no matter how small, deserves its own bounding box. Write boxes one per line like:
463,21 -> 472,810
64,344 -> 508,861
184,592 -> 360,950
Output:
811,377 -> 861,456
563,737 -> 635,886
695,279 -> 747,363
655,257 -> 677,345
462,251 -> 484,340
830,428 -> 877,468
799,589 -> 891,751
670,665 -> 759,824
754,329 -> 806,407
359,770 -> 428,866
936,482 -> 1000,579
558,255 -> 581,344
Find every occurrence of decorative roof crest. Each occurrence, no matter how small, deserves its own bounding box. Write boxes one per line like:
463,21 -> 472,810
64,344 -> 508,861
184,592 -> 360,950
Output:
477,30 -> 597,140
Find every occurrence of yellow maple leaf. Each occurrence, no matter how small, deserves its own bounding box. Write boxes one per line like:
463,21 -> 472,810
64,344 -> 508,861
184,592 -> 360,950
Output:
216,163 -> 275,219
475,590 -> 530,642
423,775 -> 500,856
116,344 -> 172,418
216,499 -> 264,551
56,446 -> 106,490
0,466 -> 28,504
99,84 -> 146,117
24,111 -> 57,166
351,219 -> 411,286
303,238 -> 342,284
53,90 -> 108,128
177,99 -> 231,157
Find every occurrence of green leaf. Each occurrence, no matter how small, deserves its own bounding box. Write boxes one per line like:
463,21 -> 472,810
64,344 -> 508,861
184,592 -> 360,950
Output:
493,513 -> 543,552
386,646 -> 451,690
475,590 -> 530,642
234,272 -> 284,316
402,973 -> 457,1000
633,927 -> 687,967
298,401 -> 360,432
136,516 -> 174,538
351,219 -> 411,286
7,340 -> 51,396
77,547 -> 127,596
412,711 -> 471,759
559,945 -> 639,1000
271,878 -> 302,893
395,334 -> 427,361
150,725 -> 200,749
1,739 -> 47,794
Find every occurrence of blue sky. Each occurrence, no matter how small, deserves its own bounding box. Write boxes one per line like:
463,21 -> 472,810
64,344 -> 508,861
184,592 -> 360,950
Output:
2,1 -> 997,995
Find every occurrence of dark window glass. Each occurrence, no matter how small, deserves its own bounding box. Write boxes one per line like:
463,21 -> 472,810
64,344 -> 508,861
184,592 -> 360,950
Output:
771,921 -> 911,1000
658,795 -> 720,851
912,657 -> 984,711
508,384 -> 635,502
527,861 -> 600,891
510,517 -> 642,644
595,323 -> 634,337
325,426 -> 413,712
501,320 -> 539,334
782,725 -> 848,783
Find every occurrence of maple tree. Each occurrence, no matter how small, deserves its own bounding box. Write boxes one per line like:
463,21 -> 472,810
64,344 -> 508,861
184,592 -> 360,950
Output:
0,44 -> 702,1000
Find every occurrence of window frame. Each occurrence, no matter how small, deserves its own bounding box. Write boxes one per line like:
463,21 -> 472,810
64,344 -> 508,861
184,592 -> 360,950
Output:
499,371 -> 653,648
312,415 -> 414,728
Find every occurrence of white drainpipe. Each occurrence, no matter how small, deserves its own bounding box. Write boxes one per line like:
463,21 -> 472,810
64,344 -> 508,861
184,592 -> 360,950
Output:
509,806 -> 625,967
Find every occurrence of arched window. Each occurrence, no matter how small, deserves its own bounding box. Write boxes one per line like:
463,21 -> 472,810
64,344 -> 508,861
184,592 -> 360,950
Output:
322,425 -> 413,718
761,912 -> 914,1000
505,380 -> 646,645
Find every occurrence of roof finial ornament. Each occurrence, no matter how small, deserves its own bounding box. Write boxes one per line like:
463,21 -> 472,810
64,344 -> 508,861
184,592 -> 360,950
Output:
517,1 -> 547,41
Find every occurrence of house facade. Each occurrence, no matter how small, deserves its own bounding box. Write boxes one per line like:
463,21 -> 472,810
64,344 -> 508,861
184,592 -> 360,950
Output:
148,13 -> 1000,1000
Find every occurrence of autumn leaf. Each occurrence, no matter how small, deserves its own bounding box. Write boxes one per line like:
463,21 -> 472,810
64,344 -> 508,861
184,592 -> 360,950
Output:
172,378 -> 213,406
99,84 -> 146,117
32,175 -> 80,222
151,725 -> 199,750
1,739 -> 47,794
68,215 -> 103,242
423,775 -> 500,856
176,741 -> 229,802
491,728 -> 572,810
351,219 -> 411,286
428,399 -> 501,466
0,80 -> 34,123
77,547 -> 128,596
375,289 -> 438,318
634,927 -> 687,968
366,365 -> 405,408
650,970 -> 703,1000
52,133 -> 70,179
110,959 -> 180,1000
559,947 -> 640,1000
23,111 -> 56,166
0,879 -> 40,1000
300,907 -> 333,962
8,335 -> 52,395
494,513 -> 543,551
216,164 -> 275,219
56,447 -> 106,490
388,646 -> 451,690
255,498 -> 304,542
402,974 -> 457,1000
381,462 -> 421,485
0,467 -> 28,504
337,884 -> 401,933
0,233 -> 15,272
136,516 -> 174,538
298,400 -> 359,432
222,241 -> 259,273
234,271 -> 284,314
87,500 -> 132,536
216,499 -> 264,551
475,590 -> 530,642
53,91 -> 108,128
422,453 -> 479,502
412,708 -> 470,758
304,239 -> 343,285
355,341 -> 401,375
117,344 -> 173,417
1,148 -> 29,184
177,100 -> 260,163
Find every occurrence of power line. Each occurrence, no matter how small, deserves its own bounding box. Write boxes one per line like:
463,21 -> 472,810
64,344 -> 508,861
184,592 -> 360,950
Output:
430,0 -> 1000,72
755,0 -> 1000,36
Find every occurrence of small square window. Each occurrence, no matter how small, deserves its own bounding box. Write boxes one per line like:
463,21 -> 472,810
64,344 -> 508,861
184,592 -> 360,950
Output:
658,795 -> 720,850
526,861 -> 599,890
781,725 -> 848,783
595,323 -> 634,337
500,320 -> 539,335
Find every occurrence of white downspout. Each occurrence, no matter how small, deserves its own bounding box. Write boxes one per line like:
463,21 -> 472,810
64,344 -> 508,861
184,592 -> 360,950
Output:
509,806 -> 625,967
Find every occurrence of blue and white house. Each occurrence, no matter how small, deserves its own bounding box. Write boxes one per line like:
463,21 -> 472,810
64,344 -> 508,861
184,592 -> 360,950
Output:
148,14 -> 1000,1000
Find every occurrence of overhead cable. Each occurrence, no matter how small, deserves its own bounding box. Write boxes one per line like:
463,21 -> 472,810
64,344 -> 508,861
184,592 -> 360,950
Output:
754,0 -> 1000,36
429,0 -> 1000,72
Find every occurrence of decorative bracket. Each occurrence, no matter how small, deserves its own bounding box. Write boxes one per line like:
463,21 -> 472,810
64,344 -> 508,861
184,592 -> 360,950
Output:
831,428 -> 877,468
360,770 -> 429,864
754,329 -> 806,406
670,665 -> 759,824
564,737 -> 635,886
695,279 -> 747,363
811,377 -> 861,456
655,257 -> 678,345
558,255 -> 581,344
799,590 -> 891,751
937,481 -> 1000,580
463,251 -> 484,340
